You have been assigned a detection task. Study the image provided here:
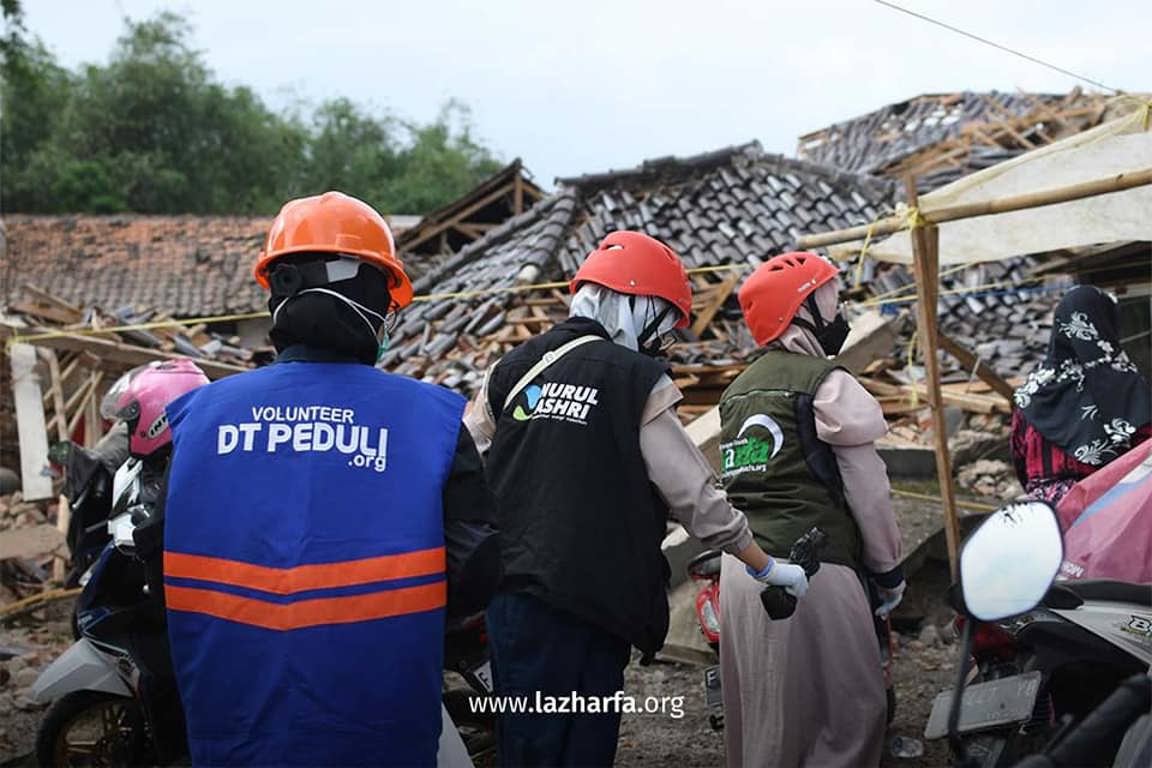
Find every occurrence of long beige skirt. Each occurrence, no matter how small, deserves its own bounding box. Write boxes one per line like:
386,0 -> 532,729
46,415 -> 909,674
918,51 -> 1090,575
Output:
719,555 -> 886,767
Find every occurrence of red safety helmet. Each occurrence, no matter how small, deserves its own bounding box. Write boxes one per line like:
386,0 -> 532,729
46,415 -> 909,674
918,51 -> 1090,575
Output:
569,231 -> 692,329
739,252 -> 838,346
254,191 -> 413,310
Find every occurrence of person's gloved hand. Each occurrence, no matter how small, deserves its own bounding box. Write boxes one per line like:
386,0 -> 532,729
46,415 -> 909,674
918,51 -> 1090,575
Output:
874,580 -> 906,618
746,558 -> 809,598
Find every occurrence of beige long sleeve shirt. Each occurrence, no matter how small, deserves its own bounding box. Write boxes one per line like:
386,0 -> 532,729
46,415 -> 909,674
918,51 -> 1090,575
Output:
464,373 -> 755,555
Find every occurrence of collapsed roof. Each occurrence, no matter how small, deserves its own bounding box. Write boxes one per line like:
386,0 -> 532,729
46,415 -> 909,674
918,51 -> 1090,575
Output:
380,141 -> 894,398
396,159 -> 544,280
797,89 -> 1109,191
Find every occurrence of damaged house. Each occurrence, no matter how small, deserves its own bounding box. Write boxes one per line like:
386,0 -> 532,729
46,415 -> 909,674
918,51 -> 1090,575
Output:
378,142 -> 892,413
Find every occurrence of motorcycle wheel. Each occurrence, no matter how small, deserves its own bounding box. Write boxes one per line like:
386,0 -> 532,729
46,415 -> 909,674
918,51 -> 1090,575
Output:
35,691 -> 149,768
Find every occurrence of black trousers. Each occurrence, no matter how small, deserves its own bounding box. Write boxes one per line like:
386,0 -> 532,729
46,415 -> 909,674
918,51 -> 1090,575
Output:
486,591 -> 632,767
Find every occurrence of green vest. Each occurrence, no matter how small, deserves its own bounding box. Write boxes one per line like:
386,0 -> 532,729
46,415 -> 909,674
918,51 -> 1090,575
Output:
718,350 -> 862,569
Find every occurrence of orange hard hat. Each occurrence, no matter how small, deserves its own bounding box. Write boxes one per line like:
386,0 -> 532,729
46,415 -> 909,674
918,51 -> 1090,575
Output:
569,231 -> 692,329
254,191 -> 414,310
738,252 -> 839,346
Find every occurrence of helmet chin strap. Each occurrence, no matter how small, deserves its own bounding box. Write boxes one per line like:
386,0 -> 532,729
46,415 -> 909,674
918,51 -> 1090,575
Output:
791,293 -> 850,356
790,294 -> 828,336
629,295 -> 676,356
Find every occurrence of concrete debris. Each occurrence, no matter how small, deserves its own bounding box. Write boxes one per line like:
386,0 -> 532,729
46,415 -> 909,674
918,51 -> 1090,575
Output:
955,460 -> 1024,500
917,623 -> 942,648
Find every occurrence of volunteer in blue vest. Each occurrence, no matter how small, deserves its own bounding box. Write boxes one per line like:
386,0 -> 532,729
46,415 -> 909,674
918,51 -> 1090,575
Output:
718,252 -> 904,767
158,191 -> 499,767
464,231 -> 804,767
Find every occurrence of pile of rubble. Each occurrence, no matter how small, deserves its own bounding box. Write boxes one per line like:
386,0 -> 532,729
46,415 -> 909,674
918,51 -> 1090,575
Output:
0,603 -> 75,760
797,89 -> 1109,193
0,493 -> 49,533
0,493 -> 64,602
1,285 -> 265,498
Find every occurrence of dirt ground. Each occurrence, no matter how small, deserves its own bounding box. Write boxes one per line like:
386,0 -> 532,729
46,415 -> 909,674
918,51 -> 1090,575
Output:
0,601 -> 75,767
613,565 -> 960,767
1,561 -> 963,768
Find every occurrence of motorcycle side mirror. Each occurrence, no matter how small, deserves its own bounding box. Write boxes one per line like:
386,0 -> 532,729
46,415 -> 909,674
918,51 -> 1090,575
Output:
944,501 -> 1063,759
959,501 -> 1063,621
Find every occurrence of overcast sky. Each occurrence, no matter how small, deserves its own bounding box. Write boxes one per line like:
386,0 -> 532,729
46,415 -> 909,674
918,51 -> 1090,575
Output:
20,0 -> 1149,187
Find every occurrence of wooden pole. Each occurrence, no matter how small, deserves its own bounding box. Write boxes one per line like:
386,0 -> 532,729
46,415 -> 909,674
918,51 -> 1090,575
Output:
906,178 -> 962,578
40,349 -> 70,441
84,377 -> 103,449
513,172 -> 525,215
798,165 -> 1152,250
937,332 -> 1017,401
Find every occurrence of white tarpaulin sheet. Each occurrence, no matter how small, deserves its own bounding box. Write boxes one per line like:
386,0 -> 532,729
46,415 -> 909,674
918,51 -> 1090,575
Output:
830,107 -> 1152,265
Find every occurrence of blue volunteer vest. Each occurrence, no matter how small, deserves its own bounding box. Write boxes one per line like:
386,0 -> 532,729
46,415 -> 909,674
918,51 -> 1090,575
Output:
163,361 -> 464,767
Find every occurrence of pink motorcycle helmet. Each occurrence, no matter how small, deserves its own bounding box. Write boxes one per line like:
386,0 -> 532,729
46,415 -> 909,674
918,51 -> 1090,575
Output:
100,359 -> 210,458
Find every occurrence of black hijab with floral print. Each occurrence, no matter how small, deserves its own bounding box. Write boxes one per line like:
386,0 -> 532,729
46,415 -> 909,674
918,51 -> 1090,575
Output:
1014,286 -> 1151,466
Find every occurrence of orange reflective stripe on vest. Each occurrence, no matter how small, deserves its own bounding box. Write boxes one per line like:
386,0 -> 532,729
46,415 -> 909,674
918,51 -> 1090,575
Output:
165,580 -> 447,631
164,546 -> 445,594
163,546 -> 447,630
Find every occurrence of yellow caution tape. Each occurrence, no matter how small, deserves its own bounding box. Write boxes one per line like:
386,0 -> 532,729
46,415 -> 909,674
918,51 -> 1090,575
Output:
853,218 -> 880,289
906,331 -> 919,407
889,488 -> 998,513
4,264 -> 752,347
853,276 -> 1046,310
903,205 -> 928,231
855,260 -> 980,307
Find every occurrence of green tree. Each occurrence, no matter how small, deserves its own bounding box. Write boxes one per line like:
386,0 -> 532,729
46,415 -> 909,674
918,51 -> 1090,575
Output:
1,11 -> 502,215
384,101 -> 502,213
302,98 -> 402,203
4,13 -> 308,213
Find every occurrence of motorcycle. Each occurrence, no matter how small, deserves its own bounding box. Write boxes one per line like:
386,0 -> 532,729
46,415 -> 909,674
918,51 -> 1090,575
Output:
34,463 -> 498,767
685,547 -> 724,730
443,612 -> 497,759
928,500 -> 1152,768
50,425 -> 130,587
33,456 -> 186,768
943,579 -> 1150,766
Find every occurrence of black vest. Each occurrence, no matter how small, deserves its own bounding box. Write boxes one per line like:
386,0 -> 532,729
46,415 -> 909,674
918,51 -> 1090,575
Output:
484,318 -> 671,654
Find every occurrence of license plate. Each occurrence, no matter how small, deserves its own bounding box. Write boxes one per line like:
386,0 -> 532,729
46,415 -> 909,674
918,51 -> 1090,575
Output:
924,671 -> 1042,740
703,665 -> 723,708
465,660 -> 494,695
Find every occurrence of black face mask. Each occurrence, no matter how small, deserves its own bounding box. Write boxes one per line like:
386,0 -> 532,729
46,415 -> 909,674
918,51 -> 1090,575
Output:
815,313 -> 850,356
792,294 -> 851,356
267,256 -> 392,365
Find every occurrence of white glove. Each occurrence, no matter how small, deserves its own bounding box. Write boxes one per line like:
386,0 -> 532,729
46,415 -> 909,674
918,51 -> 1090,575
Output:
747,558 -> 809,598
874,581 -> 906,618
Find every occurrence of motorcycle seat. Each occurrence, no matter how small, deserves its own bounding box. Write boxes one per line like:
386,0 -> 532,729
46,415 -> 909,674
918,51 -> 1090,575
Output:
1062,579 -> 1152,608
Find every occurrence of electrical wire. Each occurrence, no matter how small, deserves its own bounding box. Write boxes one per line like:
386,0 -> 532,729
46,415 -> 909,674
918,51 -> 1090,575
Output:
873,0 -> 1121,95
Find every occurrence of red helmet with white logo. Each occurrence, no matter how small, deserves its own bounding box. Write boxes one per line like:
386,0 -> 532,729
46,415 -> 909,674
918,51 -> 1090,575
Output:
738,252 -> 838,346
570,231 -> 692,329
100,359 -> 209,457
